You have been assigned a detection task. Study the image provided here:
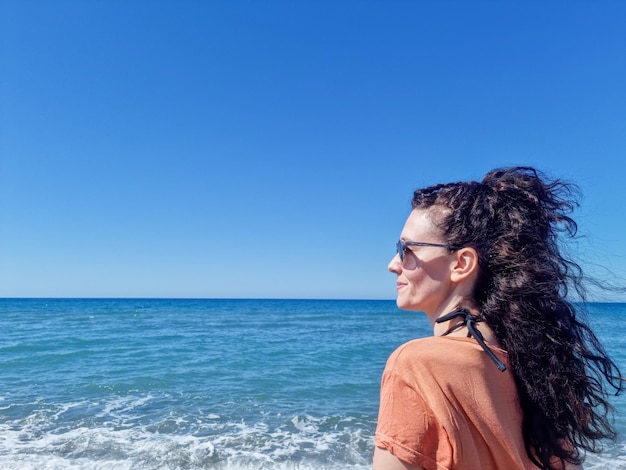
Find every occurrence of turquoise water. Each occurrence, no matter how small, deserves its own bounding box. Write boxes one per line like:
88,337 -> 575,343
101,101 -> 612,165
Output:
0,299 -> 624,469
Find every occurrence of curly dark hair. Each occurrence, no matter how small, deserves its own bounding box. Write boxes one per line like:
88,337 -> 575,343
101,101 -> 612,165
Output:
411,166 -> 624,469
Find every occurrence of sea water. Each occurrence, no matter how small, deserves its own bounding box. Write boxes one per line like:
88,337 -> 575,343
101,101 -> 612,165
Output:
0,299 -> 624,469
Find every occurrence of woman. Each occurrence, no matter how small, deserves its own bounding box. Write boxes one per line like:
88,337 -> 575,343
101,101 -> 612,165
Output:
373,167 -> 623,470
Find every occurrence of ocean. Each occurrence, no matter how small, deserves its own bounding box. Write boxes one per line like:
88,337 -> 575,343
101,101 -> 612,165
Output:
0,298 -> 624,469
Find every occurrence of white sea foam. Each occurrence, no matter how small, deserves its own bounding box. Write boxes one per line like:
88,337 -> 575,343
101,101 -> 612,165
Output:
585,450 -> 626,470
0,403 -> 373,469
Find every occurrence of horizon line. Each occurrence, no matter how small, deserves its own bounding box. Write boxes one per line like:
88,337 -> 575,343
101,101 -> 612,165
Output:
1,297 -> 625,304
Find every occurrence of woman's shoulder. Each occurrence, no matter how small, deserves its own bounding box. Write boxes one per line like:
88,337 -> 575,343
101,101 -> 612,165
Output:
386,336 -> 508,377
383,336 -> 515,409
390,335 -> 492,359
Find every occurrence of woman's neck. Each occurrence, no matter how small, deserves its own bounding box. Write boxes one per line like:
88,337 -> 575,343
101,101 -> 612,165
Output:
432,306 -> 502,349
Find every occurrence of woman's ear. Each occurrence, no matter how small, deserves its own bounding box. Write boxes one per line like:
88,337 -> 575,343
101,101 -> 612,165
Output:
450,247 -> 479,283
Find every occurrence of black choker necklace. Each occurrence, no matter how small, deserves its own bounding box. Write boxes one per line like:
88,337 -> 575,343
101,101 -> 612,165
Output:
435,308 -> 507,372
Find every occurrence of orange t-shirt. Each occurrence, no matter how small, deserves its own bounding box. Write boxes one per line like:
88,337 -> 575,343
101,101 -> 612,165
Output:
374,336 -> 538,470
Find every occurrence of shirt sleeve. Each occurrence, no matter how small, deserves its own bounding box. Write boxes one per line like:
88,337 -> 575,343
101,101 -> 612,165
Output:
374,368 -> 453,470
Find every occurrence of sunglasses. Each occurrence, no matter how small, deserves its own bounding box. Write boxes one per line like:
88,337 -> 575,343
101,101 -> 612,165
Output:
396,240 -> 461,262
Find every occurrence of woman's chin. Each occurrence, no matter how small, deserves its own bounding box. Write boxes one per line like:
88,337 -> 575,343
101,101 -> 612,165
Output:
395,297 -> 414,311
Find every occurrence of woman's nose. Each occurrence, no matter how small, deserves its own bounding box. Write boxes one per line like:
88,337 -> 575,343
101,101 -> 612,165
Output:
388,254 -> 402,273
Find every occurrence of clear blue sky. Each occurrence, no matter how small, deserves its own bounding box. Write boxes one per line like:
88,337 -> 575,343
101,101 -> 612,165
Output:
1,1 -> 625,299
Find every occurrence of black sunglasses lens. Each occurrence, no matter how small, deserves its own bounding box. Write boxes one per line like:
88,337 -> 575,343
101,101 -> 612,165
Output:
397,241 -> 403,261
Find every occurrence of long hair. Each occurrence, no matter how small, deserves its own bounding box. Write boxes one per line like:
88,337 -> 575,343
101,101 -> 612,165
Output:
412,166 -> 623,469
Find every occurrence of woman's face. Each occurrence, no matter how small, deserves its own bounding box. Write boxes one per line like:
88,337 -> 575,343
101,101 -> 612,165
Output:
388,209 -> 459,319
